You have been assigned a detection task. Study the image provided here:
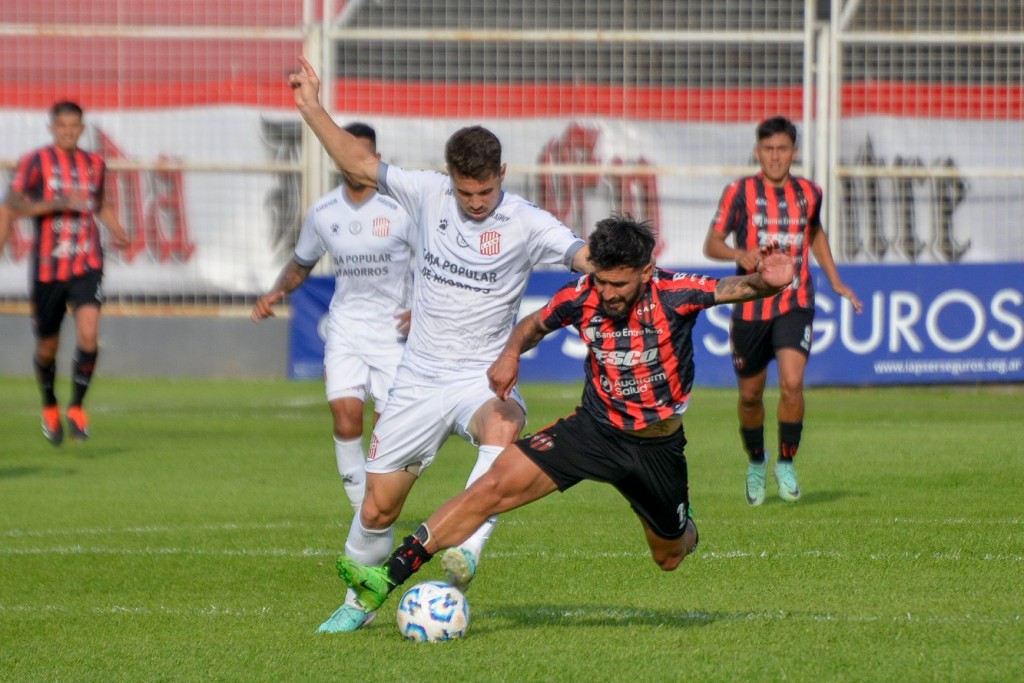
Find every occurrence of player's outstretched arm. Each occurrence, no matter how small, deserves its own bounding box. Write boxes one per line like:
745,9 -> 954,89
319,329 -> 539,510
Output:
487,310 -> 553,399
289,56 -> 379,188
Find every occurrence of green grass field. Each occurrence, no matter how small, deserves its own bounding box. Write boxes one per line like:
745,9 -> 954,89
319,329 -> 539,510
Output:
1,377 -> 1022,682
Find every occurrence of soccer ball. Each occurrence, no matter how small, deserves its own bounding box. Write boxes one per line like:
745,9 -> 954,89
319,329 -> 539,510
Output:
395,580 -> 470,642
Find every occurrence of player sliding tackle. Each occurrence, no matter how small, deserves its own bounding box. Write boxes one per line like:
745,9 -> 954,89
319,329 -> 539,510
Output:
289,57 -> 592,632
335,216 -> 796,614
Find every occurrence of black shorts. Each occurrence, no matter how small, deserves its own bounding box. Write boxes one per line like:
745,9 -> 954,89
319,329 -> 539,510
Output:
516,408 -> 693,540
31,270 -> 104,338
730,308 -> 813,378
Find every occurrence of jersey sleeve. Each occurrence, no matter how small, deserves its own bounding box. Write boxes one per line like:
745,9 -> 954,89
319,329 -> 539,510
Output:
377,163 -> 440,228
807,179 -> 824,229
709,180 -> 745,236
292,207 -> 325,267
524,208 -> 585,269
657,270 -> 719,314
538,275 -> 589,330
94,157 -> 107,202
10,151 -> 41,197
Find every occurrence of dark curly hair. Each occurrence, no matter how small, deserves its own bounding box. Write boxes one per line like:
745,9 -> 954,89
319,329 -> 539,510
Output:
587,215 -> 656,271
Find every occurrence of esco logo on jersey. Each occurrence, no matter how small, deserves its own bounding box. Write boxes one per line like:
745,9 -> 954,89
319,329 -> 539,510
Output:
593,347 -> 659,367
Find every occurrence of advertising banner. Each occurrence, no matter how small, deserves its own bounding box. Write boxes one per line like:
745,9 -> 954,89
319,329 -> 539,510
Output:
290,263 -> 1023,387
4,109 -> 1021,298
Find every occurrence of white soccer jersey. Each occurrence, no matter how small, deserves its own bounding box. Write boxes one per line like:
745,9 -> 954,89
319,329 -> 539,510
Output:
294,186 -> 416,344
378,163 -> 584,373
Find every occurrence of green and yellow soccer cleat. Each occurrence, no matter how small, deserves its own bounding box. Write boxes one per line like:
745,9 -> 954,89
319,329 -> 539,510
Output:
336,557 -> 394,611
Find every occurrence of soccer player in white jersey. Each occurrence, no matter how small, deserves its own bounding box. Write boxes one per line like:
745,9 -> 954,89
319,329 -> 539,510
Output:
289,57 -> 592,633
252,123 -> 416,512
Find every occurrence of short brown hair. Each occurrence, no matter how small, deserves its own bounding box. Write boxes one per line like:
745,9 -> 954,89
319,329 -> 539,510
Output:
444,126 -> 502,180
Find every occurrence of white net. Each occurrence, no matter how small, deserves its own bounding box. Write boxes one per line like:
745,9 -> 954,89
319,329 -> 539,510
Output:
831,0 -> 1024,263
0,1 -> 304,309
1,1 -> 1022,310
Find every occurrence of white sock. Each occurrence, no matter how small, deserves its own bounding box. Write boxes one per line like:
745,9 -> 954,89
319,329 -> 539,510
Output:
334,436 -> 365,510
458,444 -> 503,561
344,515 -> 394,566
335,516 -> 393,615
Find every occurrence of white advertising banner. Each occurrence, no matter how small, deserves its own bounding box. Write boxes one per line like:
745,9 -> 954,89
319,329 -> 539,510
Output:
2,109 -> 1021,297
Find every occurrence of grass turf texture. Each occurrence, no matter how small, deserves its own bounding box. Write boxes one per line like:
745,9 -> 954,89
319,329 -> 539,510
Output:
1,377 -> 1022,682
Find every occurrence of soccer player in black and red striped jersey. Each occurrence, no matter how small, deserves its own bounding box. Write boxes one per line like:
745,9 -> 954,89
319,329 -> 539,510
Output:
3,101 -> 130,445
332,216 -> 796,613
704,116 -> 862,505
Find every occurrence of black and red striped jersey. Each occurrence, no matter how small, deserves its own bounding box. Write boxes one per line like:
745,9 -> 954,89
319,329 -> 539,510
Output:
710,171 -> 822,321
539,269 -> 718,431
11,145 -> 108,283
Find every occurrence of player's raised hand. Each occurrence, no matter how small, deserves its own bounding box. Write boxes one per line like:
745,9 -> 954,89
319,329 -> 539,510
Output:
756,241 -> 796,290
289,55 -> 322,111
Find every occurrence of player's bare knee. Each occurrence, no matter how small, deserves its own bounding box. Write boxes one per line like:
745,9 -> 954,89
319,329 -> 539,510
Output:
360,494 -> 401,528
360,506 -> 398,529
333,425 -> 362,440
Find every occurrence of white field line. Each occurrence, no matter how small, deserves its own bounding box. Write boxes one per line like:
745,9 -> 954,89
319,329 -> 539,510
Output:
0,602 -> 1019,626
3,516 -> 1021,540
0,546 -> 1022,563
1,520 -> 322,538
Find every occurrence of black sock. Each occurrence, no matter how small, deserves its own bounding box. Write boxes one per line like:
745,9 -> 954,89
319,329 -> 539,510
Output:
71,347 -> 98,407
34,357 -> 58,406
779,421 -> 803,461
383,525 -> 434,589
740,426 -> 765,463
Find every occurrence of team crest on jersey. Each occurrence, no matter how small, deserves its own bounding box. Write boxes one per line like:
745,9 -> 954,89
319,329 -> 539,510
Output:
373,217 -> 391,237
529,432 -> 555,452
348,221 -> 362,235
480,230 -> 501,256
368,434 -> 379,460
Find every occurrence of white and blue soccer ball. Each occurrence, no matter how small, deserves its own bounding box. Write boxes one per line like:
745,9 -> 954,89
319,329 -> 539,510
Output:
395,580 -> 470,642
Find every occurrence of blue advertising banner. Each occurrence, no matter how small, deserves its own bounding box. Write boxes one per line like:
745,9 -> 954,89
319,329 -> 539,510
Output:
290,263 -> 1024,386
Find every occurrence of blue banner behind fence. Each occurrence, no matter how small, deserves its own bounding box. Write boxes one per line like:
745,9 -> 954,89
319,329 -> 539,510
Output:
290,263 -> 1024,386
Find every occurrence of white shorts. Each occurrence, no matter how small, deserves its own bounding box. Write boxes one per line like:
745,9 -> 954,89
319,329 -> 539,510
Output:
365,363 -> 526,475
323,320 -> 405,409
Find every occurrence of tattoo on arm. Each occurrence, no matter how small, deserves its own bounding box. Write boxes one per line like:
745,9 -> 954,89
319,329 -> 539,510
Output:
715,273 -> 777,303
275,261 -> 314,295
